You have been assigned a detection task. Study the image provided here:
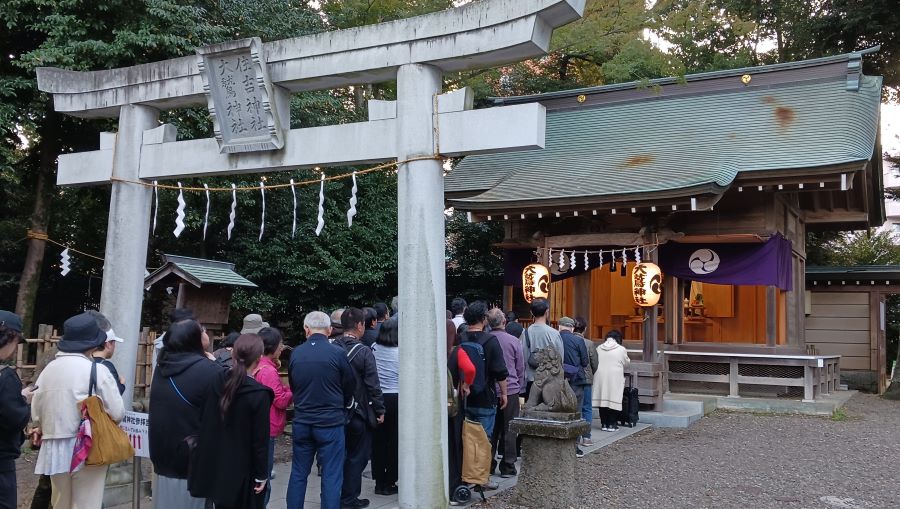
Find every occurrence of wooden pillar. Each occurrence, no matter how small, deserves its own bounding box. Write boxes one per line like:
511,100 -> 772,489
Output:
729,359 -> 739,397
572,271 -> 592,324
642,247 -> 659,362
664,274 -> 678,344
502,285 -> 514,311
766,285 -> 777,346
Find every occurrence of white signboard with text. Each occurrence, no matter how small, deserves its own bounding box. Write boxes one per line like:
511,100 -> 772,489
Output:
119,411 -> 149,458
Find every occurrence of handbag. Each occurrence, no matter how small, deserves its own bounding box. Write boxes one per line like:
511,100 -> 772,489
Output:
81,361 -> 134,465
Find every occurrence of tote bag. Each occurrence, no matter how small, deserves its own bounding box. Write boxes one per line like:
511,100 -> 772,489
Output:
81,361 -> 134,465
460,418 -> 491,485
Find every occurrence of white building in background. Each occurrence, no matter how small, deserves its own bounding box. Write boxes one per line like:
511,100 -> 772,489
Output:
881,103 -> 900,233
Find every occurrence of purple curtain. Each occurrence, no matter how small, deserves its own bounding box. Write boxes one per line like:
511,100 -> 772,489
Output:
658,234 -> 793,291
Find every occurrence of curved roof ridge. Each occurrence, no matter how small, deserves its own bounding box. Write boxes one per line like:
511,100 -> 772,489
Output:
490,46 -> 881,106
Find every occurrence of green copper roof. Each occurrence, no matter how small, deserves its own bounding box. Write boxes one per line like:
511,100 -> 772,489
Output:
174,262 -> 257,287
145,254 -> 257,288
807,265 -> 900,281
446,70 -> 882,210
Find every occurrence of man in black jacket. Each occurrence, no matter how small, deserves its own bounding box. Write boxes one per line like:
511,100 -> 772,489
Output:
334,308 -> 385,509
0,311 -> 29,509
287,311 -> 356,509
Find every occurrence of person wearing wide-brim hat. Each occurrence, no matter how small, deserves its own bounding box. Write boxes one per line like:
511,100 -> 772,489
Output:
0,310 -> 31,509
31,312 -> 125,509
241,313 -> 269,335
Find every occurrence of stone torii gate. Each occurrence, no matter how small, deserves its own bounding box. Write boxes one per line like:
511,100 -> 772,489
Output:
36,1 -> 584,506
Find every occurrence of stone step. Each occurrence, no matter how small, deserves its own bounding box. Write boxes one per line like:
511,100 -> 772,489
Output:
636,395 -> 711,428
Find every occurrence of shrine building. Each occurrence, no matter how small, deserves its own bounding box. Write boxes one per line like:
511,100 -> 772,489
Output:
445,49 -> 887,406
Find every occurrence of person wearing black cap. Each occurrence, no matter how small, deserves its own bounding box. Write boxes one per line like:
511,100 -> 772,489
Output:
31,312 -> 125,509
0,310 -> 30,509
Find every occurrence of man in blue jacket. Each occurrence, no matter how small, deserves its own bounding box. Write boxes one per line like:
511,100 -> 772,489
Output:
559,316 -> 590,458
287,311 -> 356,509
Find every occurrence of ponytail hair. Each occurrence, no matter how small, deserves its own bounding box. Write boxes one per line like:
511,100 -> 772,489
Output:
220,334 -> 264,419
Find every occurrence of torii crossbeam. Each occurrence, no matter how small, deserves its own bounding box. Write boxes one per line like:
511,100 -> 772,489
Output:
36,1 -> 585,506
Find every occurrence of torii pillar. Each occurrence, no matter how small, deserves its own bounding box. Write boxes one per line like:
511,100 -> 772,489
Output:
36,1 -> 586,506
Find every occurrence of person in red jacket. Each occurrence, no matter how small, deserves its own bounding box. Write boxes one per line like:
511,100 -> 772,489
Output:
254,327 -> 292,506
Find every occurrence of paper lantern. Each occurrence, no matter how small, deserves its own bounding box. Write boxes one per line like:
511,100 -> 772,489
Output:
632,262 -> 662,307
522,263 -> 551,303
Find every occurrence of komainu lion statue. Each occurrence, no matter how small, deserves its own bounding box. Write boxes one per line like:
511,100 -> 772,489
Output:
525,346 -> 578,413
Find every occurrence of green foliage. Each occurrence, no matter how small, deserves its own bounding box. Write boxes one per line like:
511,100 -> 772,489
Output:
816,230 -> 900,266
831,407 -> 848,421
445,211 -> 505,306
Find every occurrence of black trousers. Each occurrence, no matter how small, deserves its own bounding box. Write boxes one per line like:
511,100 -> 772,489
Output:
448,410 -> 463,491
491,393 -> 520,468
371,393 -> 399,486
598,407 -> 618,428
30,474 -> 51,509
341,415 -> 373,504
0,468 -> 15,509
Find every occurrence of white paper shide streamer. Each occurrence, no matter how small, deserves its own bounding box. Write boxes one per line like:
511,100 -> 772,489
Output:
203,184 -> 210,240
290,179 -> 297,238
259,181 -> 266,241
227,183 -> 237,240
347,171 -> 358,227
558,250 -> 565,271
584,251 -> 589,271
570,251 -> 576,271
60,248 -> 71,276
315,173 -> 325,236
152,181 -> 159,234
173,182 -> 186,238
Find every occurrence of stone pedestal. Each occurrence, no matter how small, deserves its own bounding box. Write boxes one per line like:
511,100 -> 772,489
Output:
509,411 -> 589,509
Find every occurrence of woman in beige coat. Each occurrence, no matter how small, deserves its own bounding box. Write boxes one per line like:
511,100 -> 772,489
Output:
591,330 -> 630,432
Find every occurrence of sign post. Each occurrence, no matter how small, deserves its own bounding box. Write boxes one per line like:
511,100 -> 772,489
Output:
120,411 -> 149,508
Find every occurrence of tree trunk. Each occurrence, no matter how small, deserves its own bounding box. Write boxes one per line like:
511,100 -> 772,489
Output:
15,109 -> 59,336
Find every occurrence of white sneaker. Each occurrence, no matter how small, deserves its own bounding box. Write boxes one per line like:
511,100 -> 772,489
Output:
600,426 -> 608,432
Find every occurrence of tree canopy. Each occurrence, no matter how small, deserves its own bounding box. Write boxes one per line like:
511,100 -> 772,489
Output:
0,0 -> 898,336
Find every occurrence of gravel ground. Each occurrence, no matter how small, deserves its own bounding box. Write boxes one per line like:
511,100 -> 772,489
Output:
478,393 -> 900,509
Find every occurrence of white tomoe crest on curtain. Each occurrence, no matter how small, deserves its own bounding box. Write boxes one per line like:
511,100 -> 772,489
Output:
173,182 -> 186,238
152,181 -> 159,234
60,248 -> 71,276
227,183 -> 237,240
315,173 -> 325,236
347,171 -> 358,227
259,181 -> 266,241
290,179 -> 297,238
203,184 -> 210,240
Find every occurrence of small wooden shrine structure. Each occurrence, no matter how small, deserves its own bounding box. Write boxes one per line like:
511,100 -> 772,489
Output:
446,49 -> 885,405
806,265 -> 900,393
144,254 -> 257,331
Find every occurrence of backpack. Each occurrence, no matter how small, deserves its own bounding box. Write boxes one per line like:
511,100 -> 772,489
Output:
458,333 -> 489,398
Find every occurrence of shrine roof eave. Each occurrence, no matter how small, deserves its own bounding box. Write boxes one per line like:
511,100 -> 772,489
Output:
35,0 -> 585,118
447,182 -> 726,216
806,265 -> 900,286
145,257 -> 257,289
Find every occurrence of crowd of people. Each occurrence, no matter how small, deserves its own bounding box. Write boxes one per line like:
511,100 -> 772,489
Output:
0,295 -> 632,509
446,296 -> 630,504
